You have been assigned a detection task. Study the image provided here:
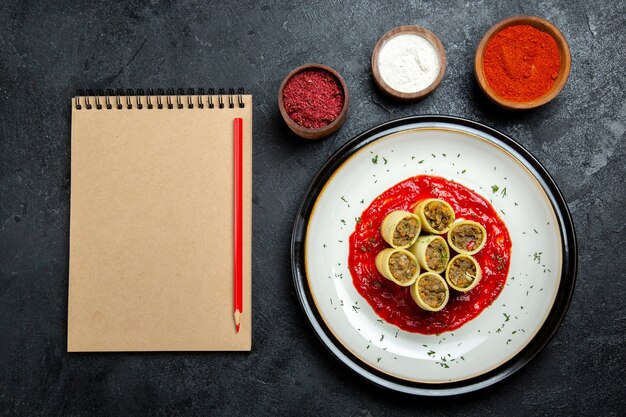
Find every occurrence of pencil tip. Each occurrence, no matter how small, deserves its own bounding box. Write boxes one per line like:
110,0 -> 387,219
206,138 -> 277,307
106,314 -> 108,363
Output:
234,309 -> 241,333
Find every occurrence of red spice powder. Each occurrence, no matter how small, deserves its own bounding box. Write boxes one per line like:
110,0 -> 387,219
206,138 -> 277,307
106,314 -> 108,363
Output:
483,24 -> 561,102
283,69 -> 344,129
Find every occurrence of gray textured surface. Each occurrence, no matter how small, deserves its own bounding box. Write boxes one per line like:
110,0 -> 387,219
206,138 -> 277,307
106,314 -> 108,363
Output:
1,0 -> 625,416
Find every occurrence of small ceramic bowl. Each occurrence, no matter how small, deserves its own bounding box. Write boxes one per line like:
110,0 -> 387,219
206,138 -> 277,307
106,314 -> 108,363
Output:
474,15 -> 571,110
278,64 -> 349,140
371,26 -> 446,101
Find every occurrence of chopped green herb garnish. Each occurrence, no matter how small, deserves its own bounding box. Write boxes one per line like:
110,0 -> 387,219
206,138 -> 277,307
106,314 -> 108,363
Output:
383,156 -> 388,164
427,350 -> 436,357
372,155 -> 378,164
491,185 -> 499,193
418,160 -> 424,164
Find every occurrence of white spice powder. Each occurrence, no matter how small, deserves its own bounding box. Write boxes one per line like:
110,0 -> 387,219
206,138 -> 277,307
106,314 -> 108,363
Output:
377,34 -> 441,93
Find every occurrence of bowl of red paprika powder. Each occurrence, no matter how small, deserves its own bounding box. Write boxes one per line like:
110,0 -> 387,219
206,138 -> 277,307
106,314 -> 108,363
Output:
278,64 -> 349,139
475,15 -> 571,110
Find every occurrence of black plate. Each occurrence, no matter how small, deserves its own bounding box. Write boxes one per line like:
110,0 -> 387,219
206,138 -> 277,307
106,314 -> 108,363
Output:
291,115 -> 577,396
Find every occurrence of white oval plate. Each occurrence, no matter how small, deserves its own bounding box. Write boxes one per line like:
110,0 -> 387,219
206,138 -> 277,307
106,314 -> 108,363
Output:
292,116 -> 576,395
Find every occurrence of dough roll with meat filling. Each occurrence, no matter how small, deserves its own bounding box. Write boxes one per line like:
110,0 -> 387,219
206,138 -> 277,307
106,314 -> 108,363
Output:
409,235 -> 450,274
413,198 -> 455,234
380,210 -> 421,249
447,220 -> 487,255
375,248 -> 420,286
410,272 -> 450,312
445,254 -> 482,292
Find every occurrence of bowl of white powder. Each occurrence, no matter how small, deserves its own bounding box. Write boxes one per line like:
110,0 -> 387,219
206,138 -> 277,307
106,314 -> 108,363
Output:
371,26 -> 446,101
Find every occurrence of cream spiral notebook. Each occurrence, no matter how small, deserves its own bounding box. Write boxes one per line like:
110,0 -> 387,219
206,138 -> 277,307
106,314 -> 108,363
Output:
68,88 -> 252,351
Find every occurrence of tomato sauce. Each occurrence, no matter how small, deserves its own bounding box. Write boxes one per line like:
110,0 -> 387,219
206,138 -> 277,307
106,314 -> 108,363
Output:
348,175 -> 512,334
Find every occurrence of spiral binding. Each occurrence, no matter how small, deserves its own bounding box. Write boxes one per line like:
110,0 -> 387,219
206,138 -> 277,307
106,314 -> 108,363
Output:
74,88 -> 246,110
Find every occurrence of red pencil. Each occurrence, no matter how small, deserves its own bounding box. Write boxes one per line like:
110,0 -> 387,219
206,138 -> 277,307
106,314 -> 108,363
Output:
233,118 -> 243,333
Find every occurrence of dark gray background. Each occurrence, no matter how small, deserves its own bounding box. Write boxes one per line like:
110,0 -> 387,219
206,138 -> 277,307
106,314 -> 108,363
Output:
1,0 -> 624,416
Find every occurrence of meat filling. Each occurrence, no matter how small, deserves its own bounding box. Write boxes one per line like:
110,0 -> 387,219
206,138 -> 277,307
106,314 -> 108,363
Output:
388,252 -> 418,283
448,257 -> 477,289
425,239 -> 448,271
451,223 -> 484,252
424,201 -> 453,231
418,275 -> 447,308
393,217 -> 419,247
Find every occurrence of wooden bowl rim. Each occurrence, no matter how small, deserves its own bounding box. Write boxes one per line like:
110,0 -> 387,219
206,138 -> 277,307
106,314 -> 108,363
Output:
278,63 -> 349,139
371,25 -> 447,101
474,15 -> 572,110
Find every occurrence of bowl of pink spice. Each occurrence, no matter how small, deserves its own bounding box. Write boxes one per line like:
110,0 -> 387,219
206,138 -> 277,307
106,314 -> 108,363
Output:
278,63 -> 349,139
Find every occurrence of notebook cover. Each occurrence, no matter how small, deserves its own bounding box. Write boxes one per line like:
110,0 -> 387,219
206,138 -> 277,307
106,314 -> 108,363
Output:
67,94 -> 252,351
